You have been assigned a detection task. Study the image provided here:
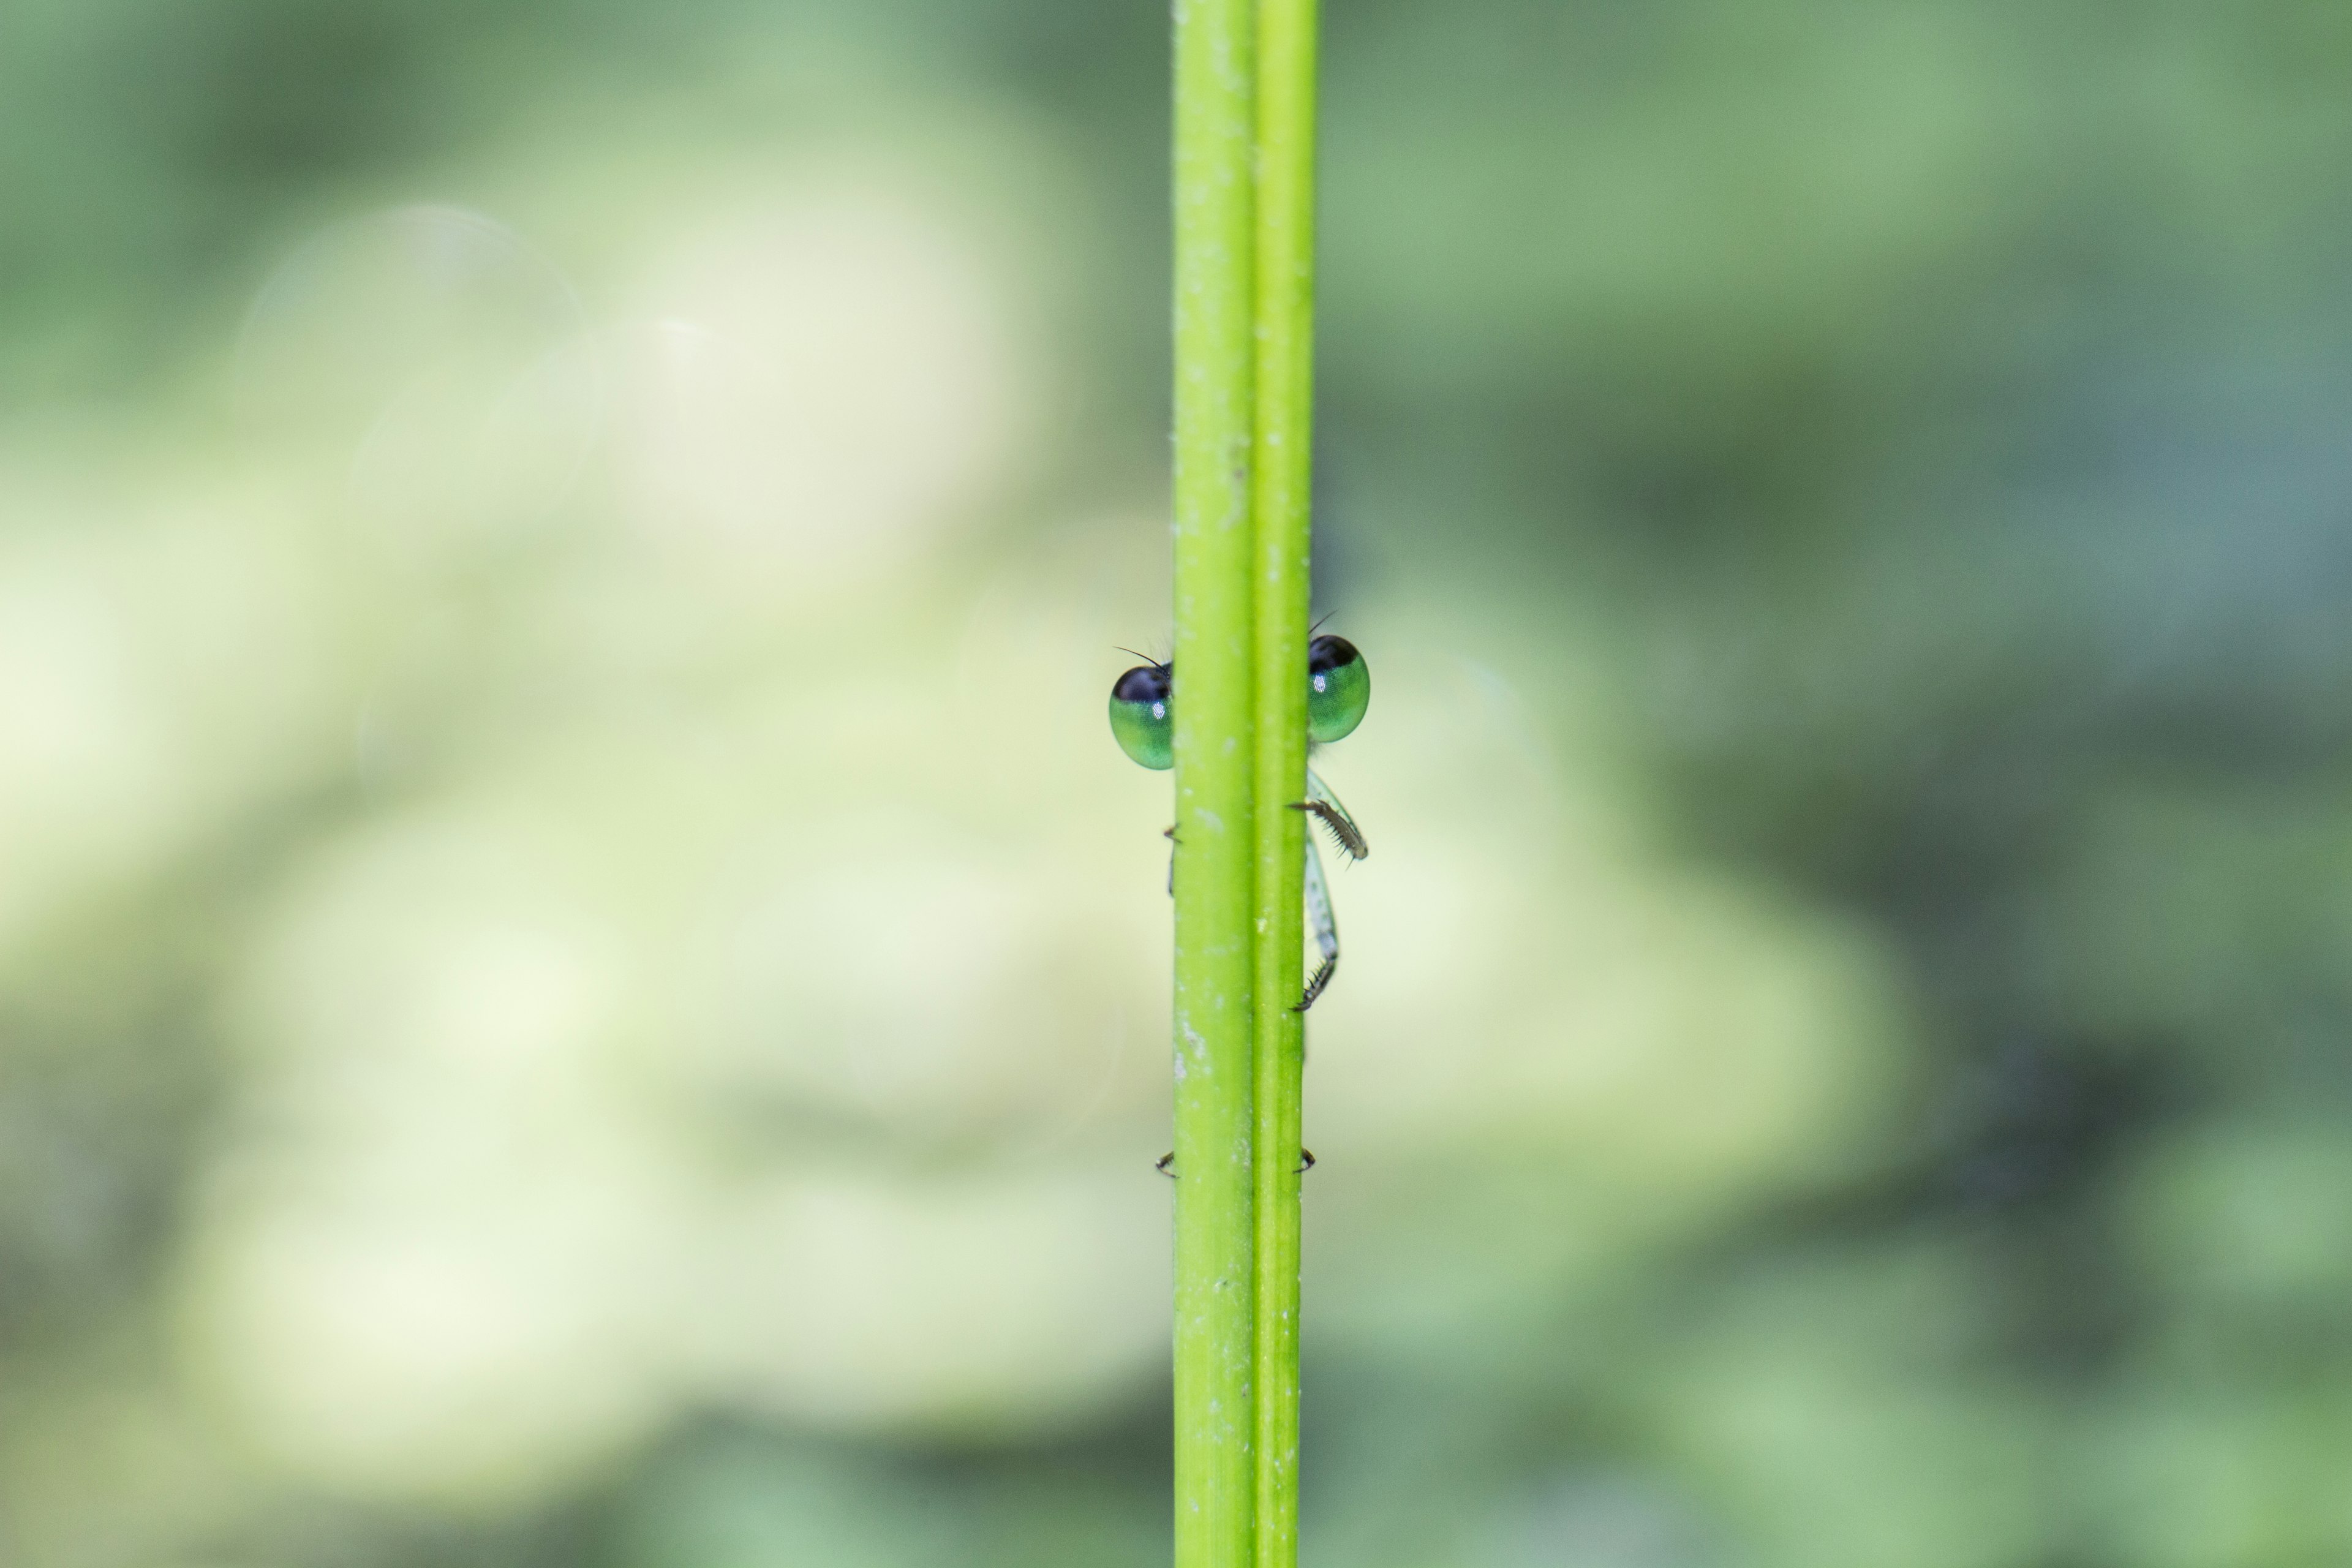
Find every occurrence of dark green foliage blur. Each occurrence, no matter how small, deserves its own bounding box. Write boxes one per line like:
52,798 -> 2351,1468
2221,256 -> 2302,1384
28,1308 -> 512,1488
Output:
9,2 -> 2352,1566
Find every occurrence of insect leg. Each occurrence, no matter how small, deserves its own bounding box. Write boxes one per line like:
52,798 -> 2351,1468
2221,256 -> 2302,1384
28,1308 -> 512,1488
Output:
1292,766 -> 1367,862
1294,829 -> 1340,1011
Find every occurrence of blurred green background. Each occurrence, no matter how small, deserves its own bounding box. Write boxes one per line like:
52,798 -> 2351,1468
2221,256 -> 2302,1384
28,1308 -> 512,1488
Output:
6,2 -> 2352,1565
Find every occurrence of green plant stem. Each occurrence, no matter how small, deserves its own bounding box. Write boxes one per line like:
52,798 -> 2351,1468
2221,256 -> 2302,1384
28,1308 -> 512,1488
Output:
1248,0 -> 1316,1564
1170,1 -> 1259,1564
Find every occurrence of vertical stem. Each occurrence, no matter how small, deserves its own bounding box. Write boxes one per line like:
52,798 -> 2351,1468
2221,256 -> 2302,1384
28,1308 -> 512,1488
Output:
1171,2 -> 1258,1567
1250,0 -> 1316,1564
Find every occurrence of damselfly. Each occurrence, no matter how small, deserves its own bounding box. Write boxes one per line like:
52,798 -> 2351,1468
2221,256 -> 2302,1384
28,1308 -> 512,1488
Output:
1108,634 -> 1370,1010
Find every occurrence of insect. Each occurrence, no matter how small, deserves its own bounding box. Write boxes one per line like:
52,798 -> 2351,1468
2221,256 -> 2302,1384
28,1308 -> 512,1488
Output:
1108,633 -> 1370,1011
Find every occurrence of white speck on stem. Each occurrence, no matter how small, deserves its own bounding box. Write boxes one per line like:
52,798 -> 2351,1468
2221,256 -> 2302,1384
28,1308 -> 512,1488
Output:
1180,1020 -> 1212,1078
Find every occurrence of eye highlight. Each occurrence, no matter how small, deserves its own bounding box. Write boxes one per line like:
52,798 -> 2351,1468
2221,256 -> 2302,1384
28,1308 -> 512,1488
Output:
1109,662 -> 1174,770
1305,634 -> 1368,744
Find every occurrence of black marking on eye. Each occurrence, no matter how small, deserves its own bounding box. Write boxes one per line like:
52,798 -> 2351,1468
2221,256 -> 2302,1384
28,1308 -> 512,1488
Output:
1114,665 -> 1172,704
1308,635 -> 1359,675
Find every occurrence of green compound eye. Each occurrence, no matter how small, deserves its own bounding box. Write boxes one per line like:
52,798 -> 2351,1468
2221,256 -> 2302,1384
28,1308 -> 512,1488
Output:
1109,662 -> 1174,770
1306,634 -> 1369,744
